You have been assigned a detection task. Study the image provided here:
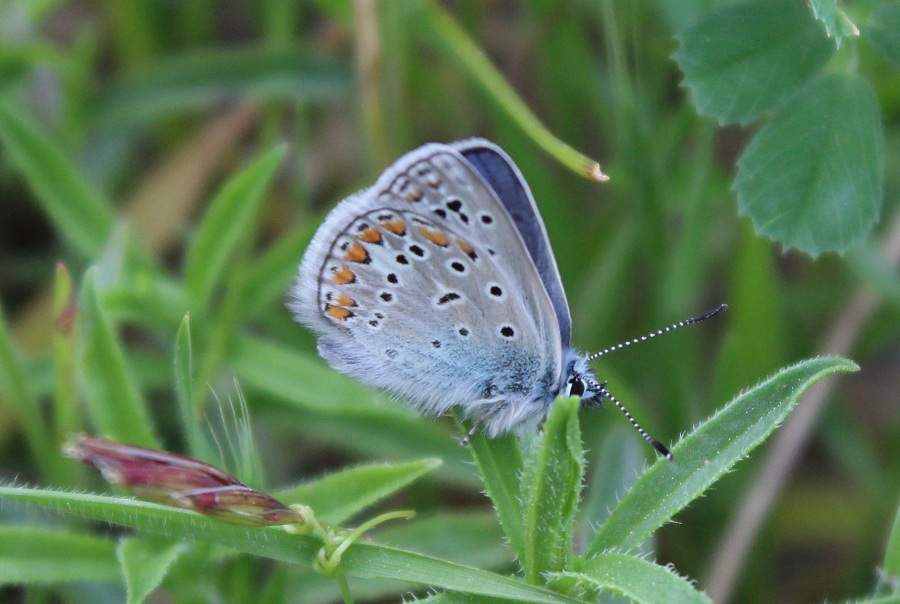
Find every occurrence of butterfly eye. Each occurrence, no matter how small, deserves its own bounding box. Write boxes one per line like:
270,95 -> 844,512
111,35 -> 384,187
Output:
566,376 -> 586,397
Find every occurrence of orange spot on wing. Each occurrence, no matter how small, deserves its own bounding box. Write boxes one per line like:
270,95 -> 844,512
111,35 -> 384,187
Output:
358,228 -> 383,244
405,187 -> 424,202
455,237 -> 474,255
332,267 -> 356,284
334,293 -> 356,307
418,226 -> 449,247
381,220 -> 407,236
325,305 -> 353,321
344,243 -> 370,263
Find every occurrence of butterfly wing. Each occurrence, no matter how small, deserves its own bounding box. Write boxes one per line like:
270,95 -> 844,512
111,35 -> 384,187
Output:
451,139 -> 573,348
289,143 -> 564,433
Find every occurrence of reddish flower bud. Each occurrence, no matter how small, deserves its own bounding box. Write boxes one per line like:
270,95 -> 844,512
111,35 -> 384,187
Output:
64,434 -> 298,526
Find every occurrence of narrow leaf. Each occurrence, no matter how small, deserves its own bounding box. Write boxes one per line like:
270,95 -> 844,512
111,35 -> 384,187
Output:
550,553 -> 711,604
52,263 -> 81,446
588,357 -> 858,555
118,536 -> 185,604
92,48 -> 352,129
0,104 -> 114,257
883,499 -> 900,581
674,0 -> 834,124
0,302 -> 57,480
417,0 -> 606,181
0,525 -> 118,584
522,397 -> 584,583
735,73 -> 883,255
276,458 -> 442,525
579,426 -> 645,539
464,426 -> 527,564
184,145 -> 286,309
173,313 -> 211,461
79,267 -> 159,448
0,487 -> 585,604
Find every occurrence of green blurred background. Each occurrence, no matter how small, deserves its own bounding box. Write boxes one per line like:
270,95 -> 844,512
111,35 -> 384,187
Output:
0,1 -> 898,603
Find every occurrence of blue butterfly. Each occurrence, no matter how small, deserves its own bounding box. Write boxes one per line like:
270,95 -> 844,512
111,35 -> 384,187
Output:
289,139 -> 724,457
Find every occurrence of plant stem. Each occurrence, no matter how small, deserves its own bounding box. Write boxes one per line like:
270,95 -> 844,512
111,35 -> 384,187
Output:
336,569 -> 355,604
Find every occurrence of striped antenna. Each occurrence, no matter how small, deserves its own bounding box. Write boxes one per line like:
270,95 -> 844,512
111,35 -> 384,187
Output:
587,378 -> 673,460
587,303 -> 727,362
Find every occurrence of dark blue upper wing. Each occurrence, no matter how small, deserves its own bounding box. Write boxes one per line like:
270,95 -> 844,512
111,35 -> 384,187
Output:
452,138 -> 572,347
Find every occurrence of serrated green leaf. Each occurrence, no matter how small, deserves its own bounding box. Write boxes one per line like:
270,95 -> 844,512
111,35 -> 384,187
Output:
522,397 -> 584,583
276,458 -> 442,525
184,145 -> 286,309
79,267 -> 159,448
735,73 -> 883,255
0,487 -> 585,603
550,553 -> 711,604
0,525 -> 119,585
865,1 -> 900,65
674,0 -> 834,124
588,357 -> 858,555
118,536 -> 185,604
91,48 -> 353,129
0,104 -> 114,257
810,0 -> 860,48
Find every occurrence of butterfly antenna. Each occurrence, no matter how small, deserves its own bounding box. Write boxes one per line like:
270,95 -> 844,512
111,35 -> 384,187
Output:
587,378 -> 673,460
586,303 -> 727,362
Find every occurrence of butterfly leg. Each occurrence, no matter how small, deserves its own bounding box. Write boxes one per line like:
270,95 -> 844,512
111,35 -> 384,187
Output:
458,403 -> 506,445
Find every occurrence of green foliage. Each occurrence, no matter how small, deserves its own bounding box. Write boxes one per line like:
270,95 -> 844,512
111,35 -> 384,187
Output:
117,537 -> 184,604
0,1 -> 896,603
734,73 -> 883,254
588,357 -> 857,556
674,1 -> 835,125
675,0 -> 886,255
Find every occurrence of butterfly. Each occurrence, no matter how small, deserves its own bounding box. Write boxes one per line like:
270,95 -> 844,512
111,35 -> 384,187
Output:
288,139 -> 725,457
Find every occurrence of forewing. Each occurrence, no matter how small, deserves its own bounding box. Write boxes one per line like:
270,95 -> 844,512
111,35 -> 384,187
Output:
452,138 -> 573,347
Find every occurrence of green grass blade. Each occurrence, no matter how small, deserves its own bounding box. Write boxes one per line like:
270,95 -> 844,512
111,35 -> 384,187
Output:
417,0 -> 606,181
52,263 -> 82,448
550,553 -> 711,604
0,302 -> 58,481
230,335 -> 373,413
173,312 -> 213,461
883,499 -> 900,583
184,145 -> 287,309
578,425 -> 645,542
79,267 -> 159,448
0,487 -> 585,603
0,104 -> 114,257
522,397 -> 584,583
0,525 -> 119,585
91,48 -> 353,129
587,356 -> 858,555
242,226 -> 315,319
118,536 -> 184,604
276,458 -> 442,525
